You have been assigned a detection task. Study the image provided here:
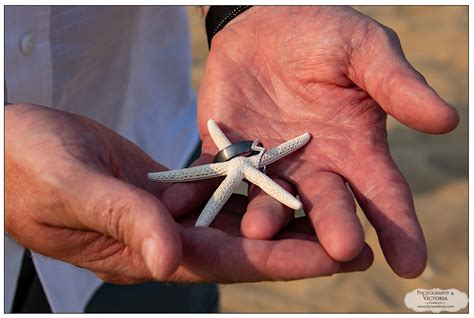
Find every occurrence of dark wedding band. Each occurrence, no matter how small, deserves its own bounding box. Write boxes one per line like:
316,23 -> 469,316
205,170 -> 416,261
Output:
213,140 -> 262,163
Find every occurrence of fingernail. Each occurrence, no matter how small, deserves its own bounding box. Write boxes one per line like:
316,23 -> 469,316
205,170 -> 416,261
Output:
142,238 -> 161,278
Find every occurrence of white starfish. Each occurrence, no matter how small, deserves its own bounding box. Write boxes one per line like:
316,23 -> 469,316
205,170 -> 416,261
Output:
148,119 -> 310,227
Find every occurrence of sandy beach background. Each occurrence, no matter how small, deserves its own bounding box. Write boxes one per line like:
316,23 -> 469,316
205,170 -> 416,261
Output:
187,6 -> 468,313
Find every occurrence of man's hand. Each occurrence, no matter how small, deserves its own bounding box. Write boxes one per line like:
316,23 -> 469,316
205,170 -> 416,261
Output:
188,6 -> 459,278
6,104 -> 373,284
6,104 -> 183,283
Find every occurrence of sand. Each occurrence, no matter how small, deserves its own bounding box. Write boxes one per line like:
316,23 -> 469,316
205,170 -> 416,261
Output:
187,6 -> 468,313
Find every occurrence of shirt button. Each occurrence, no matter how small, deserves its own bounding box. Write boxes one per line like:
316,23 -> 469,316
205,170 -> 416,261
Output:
19,34 -> 35,55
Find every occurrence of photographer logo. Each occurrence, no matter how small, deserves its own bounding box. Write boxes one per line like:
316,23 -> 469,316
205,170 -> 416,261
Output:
404,288 -> 468,313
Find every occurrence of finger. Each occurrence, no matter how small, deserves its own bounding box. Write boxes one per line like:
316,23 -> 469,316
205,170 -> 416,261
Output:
297,171 -> 365,262
275,216 -> 316,241
338,243 -> 374,273
241,178 -> 295,239
277,218 -> 374,273
175,199 -> 372,282
282,215 -> 315,234
77,172 -> 182,280
345,151 -> 427,278
177,194 -> 249,237
277,228 -> 374,272
172,226 -> 342,283
161,154 -> 222,217
271,237 -> 374,274
351,25 -> 459,134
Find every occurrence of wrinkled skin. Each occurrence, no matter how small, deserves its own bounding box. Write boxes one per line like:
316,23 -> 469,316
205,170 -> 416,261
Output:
167,6 -> 459,278
6,104 -> 373,284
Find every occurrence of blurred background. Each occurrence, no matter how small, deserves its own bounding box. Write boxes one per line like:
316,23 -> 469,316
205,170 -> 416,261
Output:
188,6 -> 468,313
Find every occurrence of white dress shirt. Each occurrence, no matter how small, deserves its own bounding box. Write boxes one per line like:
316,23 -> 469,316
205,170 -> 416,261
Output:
5,6 -> 199,312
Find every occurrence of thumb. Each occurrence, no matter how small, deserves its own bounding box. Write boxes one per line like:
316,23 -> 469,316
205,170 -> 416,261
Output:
79,173 -> 182,280
351,25 -> 459,134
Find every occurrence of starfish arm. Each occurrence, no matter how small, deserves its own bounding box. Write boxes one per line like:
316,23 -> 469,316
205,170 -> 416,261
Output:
208,119 -> 232,151
148,162 -> 229,182
243,166 -> 302,210
195,168 -> 243,227
250,133 -> 311,167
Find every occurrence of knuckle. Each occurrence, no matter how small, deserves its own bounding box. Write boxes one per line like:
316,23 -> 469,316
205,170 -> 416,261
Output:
360,22 -> 401,49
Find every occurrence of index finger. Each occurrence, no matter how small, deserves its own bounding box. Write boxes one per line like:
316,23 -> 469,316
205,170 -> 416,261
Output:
241,178 -> 296,240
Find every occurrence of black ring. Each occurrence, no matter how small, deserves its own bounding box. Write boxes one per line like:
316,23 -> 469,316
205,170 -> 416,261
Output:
213,141 -> 261,163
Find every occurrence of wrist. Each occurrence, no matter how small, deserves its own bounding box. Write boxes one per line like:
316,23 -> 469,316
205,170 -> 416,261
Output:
205,6 -> 255,48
